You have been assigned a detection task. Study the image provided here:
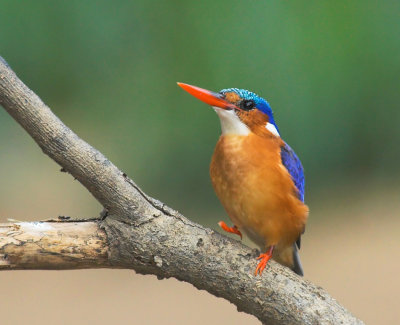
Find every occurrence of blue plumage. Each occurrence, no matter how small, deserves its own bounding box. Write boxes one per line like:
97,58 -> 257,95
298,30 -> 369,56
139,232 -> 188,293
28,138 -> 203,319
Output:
281,143 -> 305,202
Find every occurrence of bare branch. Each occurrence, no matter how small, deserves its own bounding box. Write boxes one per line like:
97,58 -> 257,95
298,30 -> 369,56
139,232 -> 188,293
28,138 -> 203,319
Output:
0,220 -> 109,269
0,57 -> 364,324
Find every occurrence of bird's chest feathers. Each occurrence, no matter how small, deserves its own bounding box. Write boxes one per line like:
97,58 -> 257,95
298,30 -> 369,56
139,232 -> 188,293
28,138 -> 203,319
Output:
210,134 -> 304,246
210,134 -> 285,198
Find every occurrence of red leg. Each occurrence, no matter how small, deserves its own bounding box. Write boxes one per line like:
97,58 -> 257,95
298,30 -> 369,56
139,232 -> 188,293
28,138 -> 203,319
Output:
255,246 -> 274,276
218,221 -> 242,240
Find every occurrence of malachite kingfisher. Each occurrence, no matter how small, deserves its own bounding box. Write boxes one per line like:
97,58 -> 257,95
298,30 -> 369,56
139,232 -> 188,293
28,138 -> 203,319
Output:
178,82 -> 308,276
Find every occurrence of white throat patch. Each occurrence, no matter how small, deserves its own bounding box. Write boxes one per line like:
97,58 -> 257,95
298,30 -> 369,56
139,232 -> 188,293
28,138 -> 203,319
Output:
213,107 -> 250,135
266,122 -> 280,137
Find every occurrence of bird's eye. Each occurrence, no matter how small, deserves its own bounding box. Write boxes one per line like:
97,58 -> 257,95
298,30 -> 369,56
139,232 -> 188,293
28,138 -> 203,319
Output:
241,99 -> 255,111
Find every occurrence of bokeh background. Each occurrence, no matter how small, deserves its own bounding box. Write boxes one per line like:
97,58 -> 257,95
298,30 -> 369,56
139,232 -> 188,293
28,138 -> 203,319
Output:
1,1 -> 399,324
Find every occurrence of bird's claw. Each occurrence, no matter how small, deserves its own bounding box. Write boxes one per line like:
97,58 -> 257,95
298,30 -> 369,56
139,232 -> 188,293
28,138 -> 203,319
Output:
254,246 -> 274,276
218,221 -> 242,239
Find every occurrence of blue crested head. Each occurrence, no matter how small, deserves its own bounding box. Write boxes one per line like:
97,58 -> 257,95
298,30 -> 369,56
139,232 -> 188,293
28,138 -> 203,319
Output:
219,88 -> 277,128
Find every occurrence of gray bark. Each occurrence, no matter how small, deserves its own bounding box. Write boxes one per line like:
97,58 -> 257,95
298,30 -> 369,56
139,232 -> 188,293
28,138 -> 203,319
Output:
0,56 -> 364,325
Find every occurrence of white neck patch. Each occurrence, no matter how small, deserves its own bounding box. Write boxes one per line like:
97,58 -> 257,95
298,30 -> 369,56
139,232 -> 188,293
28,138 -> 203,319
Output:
266,122 -> 280,137
213,107 -> 250,135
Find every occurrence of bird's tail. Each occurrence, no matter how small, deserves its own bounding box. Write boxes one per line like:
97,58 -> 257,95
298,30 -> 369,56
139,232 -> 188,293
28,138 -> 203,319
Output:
273,243 -> 304,276
292,243 -> 304,276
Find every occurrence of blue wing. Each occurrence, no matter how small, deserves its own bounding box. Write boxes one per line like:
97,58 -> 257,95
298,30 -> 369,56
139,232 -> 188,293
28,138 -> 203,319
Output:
281,142 -> 305,203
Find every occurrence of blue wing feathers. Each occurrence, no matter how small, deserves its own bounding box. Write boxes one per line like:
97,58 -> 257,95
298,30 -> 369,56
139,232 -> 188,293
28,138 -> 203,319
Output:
280,143 -> 305,202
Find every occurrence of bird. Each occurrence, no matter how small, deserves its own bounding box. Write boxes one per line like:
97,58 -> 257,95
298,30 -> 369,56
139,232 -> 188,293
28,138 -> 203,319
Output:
177,82 -> 309,276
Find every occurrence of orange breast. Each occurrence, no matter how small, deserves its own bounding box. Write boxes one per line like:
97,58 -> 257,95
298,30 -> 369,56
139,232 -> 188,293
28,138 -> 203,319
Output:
210,133 -> 308,249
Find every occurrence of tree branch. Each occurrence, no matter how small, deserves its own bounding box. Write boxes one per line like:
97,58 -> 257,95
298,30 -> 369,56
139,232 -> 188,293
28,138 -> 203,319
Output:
0,220 -> 109,269
0,57 -> 364,324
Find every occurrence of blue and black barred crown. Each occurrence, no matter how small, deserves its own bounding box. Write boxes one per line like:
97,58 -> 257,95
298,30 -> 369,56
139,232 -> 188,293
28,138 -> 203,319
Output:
219,88 -> 277,127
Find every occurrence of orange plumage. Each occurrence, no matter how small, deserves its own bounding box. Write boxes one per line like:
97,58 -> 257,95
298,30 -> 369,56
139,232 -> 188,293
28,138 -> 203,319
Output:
210,133 -> 308,271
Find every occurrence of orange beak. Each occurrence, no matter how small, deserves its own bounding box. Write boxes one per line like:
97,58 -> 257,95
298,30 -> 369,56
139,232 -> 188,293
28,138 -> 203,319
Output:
177,82 -> 238,110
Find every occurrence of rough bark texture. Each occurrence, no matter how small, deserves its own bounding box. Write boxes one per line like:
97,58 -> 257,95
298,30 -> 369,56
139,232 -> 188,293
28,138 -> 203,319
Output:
0,56 -> 364,324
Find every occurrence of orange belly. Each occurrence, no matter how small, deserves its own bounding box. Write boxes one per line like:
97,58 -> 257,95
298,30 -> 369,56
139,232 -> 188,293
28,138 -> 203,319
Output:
210,134 -> 308,250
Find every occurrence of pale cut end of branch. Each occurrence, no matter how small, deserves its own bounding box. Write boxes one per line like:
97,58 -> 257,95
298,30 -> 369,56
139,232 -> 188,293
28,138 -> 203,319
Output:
0,221 -> 109,270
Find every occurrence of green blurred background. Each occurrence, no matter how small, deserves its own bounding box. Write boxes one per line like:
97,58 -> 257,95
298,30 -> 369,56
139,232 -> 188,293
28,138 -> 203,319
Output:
1,1 -> 399,324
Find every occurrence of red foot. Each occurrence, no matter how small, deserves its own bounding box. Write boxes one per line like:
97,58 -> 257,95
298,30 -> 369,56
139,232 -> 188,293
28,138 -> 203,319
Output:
255,246 -> 274,276
218,221 -> 242,240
